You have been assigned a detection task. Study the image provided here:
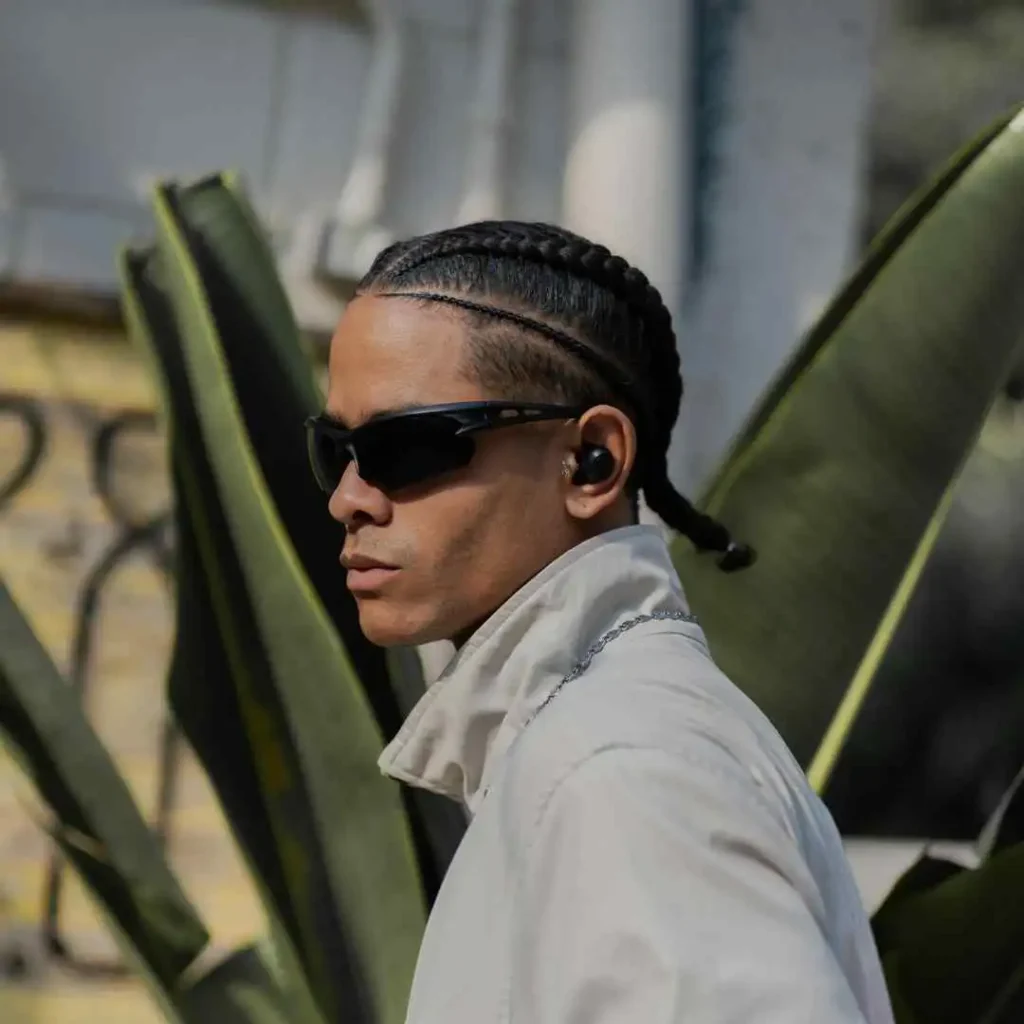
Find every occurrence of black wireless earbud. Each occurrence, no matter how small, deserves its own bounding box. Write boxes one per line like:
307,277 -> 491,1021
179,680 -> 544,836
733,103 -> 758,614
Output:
571,444 -> 616,485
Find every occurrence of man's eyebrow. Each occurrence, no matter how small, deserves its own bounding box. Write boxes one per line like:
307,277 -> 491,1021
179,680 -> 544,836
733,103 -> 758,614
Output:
321,403 -> 423,429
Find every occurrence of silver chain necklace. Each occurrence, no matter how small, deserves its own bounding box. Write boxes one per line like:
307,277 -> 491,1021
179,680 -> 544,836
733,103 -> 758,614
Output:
524,609 -> 698,728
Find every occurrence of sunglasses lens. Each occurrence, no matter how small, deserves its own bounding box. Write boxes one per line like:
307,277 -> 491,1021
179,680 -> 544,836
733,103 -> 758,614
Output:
307,420 -> 352,493
359,417 -> 475,491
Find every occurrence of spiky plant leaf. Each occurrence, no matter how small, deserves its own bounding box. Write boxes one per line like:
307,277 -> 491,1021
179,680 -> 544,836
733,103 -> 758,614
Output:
0,580 -> 208,1008
117,177 -> 427,1024
674,107 -> 1024,791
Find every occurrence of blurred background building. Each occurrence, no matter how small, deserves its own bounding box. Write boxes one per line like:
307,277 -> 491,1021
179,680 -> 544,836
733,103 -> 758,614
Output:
3,0 -> 1024,1017
0,0 -> 882,486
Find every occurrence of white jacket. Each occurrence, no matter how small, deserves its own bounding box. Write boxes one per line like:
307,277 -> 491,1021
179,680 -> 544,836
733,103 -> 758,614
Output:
379,525 -> 895,1023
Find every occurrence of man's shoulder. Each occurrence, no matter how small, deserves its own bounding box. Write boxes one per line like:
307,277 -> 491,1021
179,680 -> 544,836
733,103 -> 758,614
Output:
531,623 -> 790,774
496,625 -> 809,839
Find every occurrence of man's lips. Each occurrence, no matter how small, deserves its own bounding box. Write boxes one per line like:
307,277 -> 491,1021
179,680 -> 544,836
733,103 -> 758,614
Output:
341,553 -> 400,592
342,553 -> 398,571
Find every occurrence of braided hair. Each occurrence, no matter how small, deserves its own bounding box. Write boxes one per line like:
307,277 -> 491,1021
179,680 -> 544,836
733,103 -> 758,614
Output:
358,221 -> 753,571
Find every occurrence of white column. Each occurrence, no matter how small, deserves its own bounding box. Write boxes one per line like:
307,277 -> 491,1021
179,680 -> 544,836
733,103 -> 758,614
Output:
562,0 -> 692,508
679,0 -> 879,489
456,0 -> 520,223
562,0 -> 690,321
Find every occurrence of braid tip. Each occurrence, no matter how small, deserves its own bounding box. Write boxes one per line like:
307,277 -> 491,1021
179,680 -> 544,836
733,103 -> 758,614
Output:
717,541 -> 756,573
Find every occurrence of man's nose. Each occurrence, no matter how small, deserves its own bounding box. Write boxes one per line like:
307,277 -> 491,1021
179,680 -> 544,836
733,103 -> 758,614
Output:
328,461 -> 391,528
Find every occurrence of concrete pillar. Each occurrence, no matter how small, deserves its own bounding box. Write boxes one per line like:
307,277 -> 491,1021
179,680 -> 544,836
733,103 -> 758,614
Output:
562,0 -> 690,321
562,0 -> 692,510
678,0 -> 880,489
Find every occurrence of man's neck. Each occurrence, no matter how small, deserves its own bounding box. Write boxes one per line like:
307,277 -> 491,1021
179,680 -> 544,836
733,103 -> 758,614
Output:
447,512 -> 639,651
379,525 -> 690,808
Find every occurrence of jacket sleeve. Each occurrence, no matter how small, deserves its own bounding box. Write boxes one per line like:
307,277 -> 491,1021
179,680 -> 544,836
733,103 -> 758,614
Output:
508,745 -> 874,1023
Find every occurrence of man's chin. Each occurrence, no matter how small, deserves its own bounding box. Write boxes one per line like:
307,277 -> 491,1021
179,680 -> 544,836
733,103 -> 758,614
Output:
355,598 -> 445,648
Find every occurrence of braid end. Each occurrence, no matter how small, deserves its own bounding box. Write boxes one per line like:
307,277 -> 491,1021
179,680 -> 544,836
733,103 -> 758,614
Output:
644,469 -> 756,574
717,541 -> 756,573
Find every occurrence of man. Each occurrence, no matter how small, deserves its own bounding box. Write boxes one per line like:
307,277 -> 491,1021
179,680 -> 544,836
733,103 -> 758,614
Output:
306,220 -> 895,1022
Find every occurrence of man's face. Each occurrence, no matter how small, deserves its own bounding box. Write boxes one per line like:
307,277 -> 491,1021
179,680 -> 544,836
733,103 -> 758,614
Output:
323,295 -> 581,647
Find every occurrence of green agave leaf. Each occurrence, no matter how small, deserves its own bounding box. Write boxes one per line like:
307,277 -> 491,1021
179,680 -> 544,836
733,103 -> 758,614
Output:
876,954 -> 925,1024
881,953 -> 922,1024
47,832 -> 188,1023
870,854 -> 967,936
122,246 -> 385,1023
132,181 -> 426,1024
171,174 -> 398,735
978,762 -> 1024,860
122,249 -> 305,955
171,173 -> 464,902
0,580 -> 209,997
673,107 -> 1024,788
178,944 -> 301,1024
124,251 -> 325,1023
870,844 -> 1024,1024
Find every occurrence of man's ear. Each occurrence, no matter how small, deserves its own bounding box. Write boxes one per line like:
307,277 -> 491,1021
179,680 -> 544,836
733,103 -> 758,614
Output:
563,405 -> 637,521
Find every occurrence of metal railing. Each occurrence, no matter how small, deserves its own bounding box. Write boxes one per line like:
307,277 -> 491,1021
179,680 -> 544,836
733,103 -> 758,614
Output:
0,393 -> 182,979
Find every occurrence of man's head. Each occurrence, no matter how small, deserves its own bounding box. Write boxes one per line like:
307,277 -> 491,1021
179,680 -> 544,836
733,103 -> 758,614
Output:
313,221 -> 747,647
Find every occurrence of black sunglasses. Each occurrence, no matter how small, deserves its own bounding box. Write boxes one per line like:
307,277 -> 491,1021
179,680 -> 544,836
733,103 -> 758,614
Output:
305,401 -> 585,494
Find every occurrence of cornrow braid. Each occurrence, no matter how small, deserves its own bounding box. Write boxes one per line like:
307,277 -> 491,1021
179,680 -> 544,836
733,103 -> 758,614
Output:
360,221 -> 754,572
372,290 -> 647,428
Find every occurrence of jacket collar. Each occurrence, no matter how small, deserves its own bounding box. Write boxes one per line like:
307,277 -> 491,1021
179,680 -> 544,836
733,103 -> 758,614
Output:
378,524 -> 692,812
